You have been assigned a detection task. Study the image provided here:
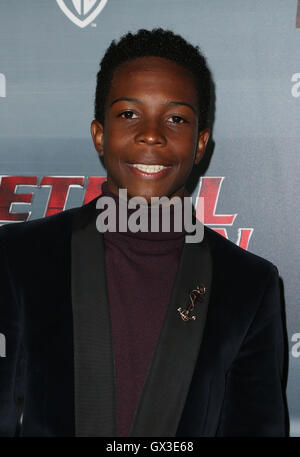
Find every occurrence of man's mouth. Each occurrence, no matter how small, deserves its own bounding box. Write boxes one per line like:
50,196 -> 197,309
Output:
126,162 -> 172,178
131,163 -> 169,173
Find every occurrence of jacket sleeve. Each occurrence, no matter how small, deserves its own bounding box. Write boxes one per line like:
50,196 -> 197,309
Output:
216,264 -> 288,436
0,236 -> 24,436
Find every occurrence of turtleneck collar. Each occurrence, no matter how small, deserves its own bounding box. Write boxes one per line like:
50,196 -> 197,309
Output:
98,180 -> 191,241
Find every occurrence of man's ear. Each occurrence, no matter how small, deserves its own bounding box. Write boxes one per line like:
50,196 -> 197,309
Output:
194,128 -> 210,165
90,119 -> 104,157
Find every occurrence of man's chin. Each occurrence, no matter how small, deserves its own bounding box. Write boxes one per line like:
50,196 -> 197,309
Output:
125,187 -> 169,203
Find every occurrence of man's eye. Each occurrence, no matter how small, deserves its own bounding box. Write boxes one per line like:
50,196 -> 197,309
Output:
168,115 -> 186,124
120,111 -> 137,119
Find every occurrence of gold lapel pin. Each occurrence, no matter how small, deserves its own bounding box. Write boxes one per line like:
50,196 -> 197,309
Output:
177,284 -> 206,321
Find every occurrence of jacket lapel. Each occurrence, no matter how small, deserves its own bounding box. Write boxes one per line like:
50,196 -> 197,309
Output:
129,220 -> 212,437
71,198 -> 117,437
71,197 -> 212,437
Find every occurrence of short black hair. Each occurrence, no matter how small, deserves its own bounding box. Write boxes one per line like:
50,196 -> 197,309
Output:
94,28 -> 212,131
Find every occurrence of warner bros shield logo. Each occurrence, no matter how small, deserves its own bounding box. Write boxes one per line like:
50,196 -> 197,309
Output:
56,0 -> 108,28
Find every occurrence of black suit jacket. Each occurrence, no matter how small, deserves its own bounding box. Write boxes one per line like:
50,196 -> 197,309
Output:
0,195 -> 288,436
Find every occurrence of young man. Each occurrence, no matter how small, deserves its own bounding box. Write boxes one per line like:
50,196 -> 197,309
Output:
0,28 -> 288,437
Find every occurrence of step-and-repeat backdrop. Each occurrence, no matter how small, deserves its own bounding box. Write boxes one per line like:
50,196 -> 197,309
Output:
0,0 -> 299,436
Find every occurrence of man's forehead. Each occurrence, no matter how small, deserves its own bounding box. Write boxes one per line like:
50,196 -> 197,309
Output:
107,57 -> 199,110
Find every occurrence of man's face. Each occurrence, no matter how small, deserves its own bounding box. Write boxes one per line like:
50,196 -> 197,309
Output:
91,56 -> 210,202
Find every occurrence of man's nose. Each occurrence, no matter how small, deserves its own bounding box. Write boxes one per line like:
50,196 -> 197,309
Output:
135,120 -> 166,146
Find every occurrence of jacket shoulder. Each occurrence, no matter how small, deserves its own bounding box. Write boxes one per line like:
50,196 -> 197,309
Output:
204,225 -> 278,277
0,205 -> 80,250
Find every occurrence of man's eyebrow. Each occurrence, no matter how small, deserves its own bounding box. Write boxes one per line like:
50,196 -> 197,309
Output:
109,97 -> 197,114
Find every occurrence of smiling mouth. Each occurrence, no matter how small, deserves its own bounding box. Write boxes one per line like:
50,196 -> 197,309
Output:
126,162 -> 173,178
130,163 -> 170,173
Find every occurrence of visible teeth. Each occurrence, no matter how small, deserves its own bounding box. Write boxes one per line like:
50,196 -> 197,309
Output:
132,164 -> 167,173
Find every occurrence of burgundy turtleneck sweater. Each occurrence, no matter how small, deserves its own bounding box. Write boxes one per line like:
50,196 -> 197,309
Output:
100,181 -> 189,437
